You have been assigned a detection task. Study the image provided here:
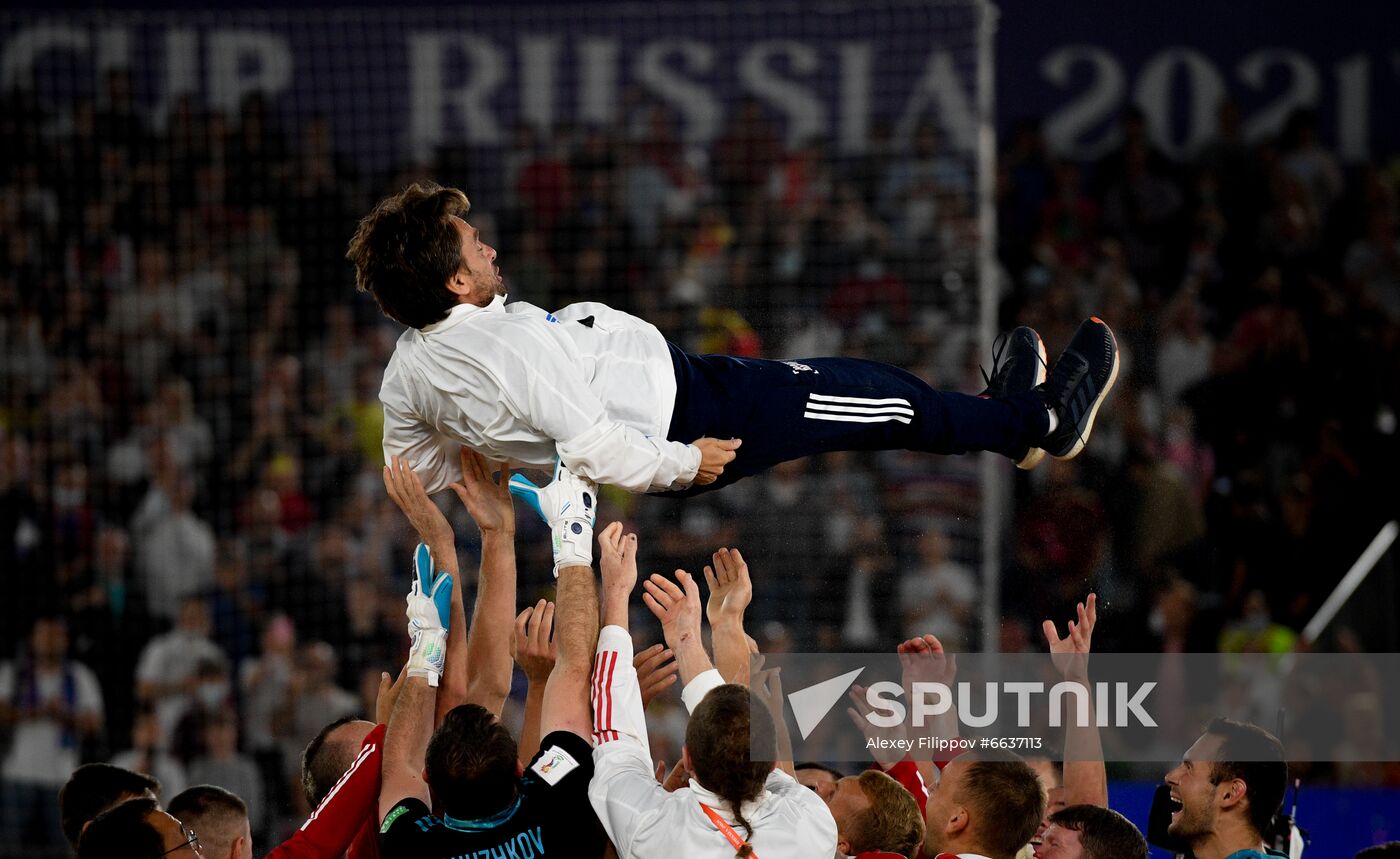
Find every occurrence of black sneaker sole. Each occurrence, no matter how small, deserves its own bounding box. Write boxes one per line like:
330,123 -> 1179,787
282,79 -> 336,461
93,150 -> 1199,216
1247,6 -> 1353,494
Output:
1016,330 -> 1048,470
1049,317 -> 1120,461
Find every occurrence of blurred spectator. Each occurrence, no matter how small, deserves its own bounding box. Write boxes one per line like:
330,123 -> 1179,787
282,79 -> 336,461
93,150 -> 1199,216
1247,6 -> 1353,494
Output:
111,705 -> 188,800
0,615 -> 104,853
187,711 -> 265,834
283,642 -> 360,785
132,471 -> 216,622
134,596 -> 225,747
899,527 -> 978,648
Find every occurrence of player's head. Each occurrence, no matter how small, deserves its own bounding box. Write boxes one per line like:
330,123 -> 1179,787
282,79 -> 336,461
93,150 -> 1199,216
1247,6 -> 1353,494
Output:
60,763 -> 161,850
795,761 -> 843,801
347,181 -> 503,329
827,769 -> 925,858
1164,717 -> 1286,844
300,717 -> 376,807
924,750 -> 1045,859
425,704 -> 521,820
682,684 -> 777,850
166,786 -> 250,859
1356,843 -> 1400,859
1034,805 -> 1147,859
78,797 -> 203,859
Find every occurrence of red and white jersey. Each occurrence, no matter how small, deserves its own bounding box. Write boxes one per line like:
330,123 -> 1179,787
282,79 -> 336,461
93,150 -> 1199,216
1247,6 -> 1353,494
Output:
266,723 -> 384,859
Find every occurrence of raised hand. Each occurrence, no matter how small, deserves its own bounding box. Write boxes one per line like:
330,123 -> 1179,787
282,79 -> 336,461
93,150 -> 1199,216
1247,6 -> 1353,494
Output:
384,455 -> 453,549
846,682 -> 908,768
898,634 -> 957,689
642,571 -> 703,649
405,543 -> 454,687
702,547 -> 752,626
1043,593 -> 1097,679
513,600 -> 557,684
634,643 -> 679,708
598,522 -> 638,595
448,447 -> 514,535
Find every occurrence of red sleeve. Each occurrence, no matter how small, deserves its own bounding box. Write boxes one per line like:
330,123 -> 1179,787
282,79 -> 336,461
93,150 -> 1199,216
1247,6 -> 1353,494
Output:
881,760 -> 928,818
265,724 -> 386,859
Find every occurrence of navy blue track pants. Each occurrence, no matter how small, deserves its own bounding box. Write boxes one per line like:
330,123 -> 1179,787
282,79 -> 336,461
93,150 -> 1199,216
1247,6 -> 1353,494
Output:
662,344 -> 1049,496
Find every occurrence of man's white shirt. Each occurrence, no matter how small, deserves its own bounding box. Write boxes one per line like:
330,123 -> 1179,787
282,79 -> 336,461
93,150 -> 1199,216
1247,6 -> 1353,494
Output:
380,296 -> 701,494
588,626 -> 837,859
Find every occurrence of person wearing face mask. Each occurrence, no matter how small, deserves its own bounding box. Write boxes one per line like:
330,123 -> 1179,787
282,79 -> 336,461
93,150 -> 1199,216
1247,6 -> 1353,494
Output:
135,596 -> 227,750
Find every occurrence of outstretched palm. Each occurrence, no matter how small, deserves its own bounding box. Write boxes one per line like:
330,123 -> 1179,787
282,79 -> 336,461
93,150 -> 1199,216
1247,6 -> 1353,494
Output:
449,447 -> 514,534
1043,593 -> 1097,678
702,547 -> 752,624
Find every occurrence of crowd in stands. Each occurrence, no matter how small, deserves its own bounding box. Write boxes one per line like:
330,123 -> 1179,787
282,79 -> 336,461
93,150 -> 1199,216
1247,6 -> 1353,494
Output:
2,56 -> 1399,855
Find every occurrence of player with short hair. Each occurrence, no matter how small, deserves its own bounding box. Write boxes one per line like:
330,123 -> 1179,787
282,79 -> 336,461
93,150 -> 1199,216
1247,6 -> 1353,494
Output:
922,749 -> 1047,859
1033,805 -> 1147,859
349,182 -> 1119,498
1163,718 -> 1288,859
826,769 -> 927,859
167,785 -> 250,859
58,763 -> 160,852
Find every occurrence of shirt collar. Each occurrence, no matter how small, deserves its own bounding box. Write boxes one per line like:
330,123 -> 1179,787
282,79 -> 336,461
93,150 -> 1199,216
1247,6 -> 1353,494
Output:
688,779 -> 774,822
420,293 -> 507,334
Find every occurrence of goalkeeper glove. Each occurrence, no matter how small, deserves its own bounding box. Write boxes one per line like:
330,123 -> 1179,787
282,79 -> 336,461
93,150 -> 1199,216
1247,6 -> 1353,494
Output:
509,459 -> 597,576
405,543 -> 453,687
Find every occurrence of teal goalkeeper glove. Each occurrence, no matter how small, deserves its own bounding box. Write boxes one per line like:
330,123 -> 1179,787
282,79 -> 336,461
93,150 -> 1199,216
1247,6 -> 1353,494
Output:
405,543 -> 453,687
509,460 -> 597,576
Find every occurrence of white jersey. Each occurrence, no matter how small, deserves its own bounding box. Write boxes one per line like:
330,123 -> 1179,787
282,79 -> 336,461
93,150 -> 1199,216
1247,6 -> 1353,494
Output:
380,296 -> 701,494
589,626 -> 838,859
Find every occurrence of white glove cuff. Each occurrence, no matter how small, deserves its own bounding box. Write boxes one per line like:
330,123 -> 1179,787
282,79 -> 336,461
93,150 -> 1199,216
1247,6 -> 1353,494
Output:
407,629 -> 448,687
552,518 -> 594,577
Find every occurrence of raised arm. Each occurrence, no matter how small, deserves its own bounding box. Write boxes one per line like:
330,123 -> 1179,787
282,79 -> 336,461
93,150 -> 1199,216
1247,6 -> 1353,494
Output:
703,547 -> 753,685
1044,594 -> 1108,808
643,569 -> 721,713
590,523 -> 675,856
449,447 -> 517,715
512,600 -> 556,764
383,457 -> 467,721
510,461 -> 600,739
378,545 -> 453,824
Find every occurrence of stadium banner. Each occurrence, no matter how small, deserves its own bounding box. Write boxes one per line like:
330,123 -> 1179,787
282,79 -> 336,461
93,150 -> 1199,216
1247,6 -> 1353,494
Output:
5,0 -> 1398,170
756,651 -> 1398,762
0,2 -> 986,171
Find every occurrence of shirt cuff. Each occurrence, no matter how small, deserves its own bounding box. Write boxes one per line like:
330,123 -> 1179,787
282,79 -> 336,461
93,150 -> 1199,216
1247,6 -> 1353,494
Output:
597,625 -> 634,658
681,669 -> 726,714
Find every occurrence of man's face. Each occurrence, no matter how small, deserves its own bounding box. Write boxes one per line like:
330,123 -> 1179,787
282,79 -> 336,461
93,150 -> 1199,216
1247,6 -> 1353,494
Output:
450,215 -> 504,305
1163,733 -> 1225,840
923,758 -> 968,855
796,768 -> 838,802
1033,823 -> 1083,859
826,776 -> 871,848
149,809 -> 205,858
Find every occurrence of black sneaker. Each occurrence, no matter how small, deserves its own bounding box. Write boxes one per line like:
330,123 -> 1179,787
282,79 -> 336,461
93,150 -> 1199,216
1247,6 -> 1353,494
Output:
980,325 -> 1048,469
1040,317 -> 1120,461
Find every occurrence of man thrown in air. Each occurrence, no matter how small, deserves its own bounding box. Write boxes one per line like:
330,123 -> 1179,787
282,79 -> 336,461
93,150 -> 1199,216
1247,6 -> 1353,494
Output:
349,182 -> 1118,497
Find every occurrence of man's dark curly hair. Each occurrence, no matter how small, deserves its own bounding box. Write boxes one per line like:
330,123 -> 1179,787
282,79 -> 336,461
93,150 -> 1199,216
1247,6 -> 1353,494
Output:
347,181 -> 469,329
